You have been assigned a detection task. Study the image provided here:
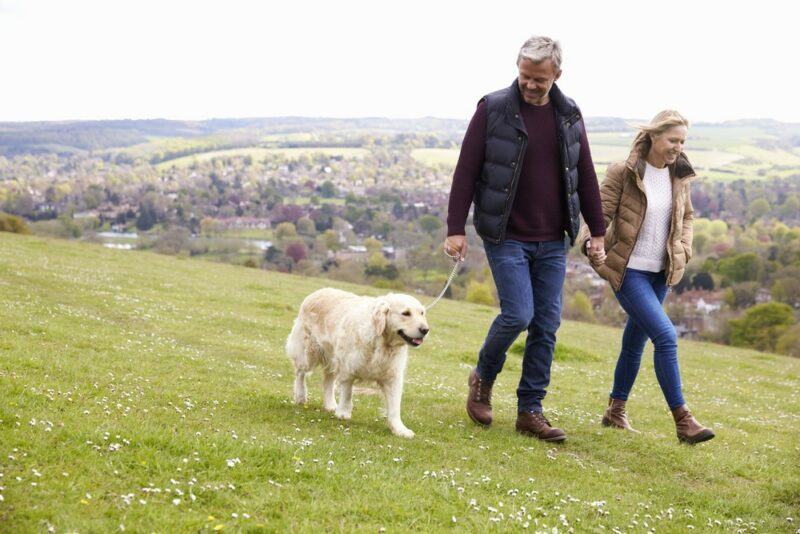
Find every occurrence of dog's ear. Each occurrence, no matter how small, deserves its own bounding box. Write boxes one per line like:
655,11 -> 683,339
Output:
371,298 -> 390,335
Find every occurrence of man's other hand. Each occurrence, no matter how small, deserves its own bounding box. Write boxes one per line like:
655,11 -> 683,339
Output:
587,236 -> 606,265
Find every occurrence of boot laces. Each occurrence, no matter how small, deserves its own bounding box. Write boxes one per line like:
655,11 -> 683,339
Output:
474,377 -> 492,405
530,412 -> 551,427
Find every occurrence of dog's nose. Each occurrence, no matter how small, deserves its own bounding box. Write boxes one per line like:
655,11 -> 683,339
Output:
419,327 -> 429,337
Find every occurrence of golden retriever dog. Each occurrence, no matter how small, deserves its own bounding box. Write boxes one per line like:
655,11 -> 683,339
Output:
286,288 -> 429,438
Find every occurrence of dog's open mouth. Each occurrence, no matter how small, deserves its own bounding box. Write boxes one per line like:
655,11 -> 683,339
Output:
398,330 -> 425,346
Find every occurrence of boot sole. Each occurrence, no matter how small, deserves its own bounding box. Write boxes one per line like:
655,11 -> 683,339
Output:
601,417 -> 619,428
602,416 -> 640,433
516,429 -> 566,442
678,431 -> 715,445
466,404 -> 491,427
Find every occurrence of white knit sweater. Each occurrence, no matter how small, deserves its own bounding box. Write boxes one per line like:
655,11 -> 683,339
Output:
628,162 -> 673,272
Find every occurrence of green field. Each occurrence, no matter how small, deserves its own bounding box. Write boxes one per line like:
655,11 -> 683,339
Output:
412,145 -> 749,176
411,148 -> 461,166
1,233 -> 798,532
155,147 -> 368,170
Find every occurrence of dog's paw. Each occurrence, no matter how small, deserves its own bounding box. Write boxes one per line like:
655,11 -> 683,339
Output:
335,409 -> 352,421
293,394 -> 308,405
323,403 -> 337,413
390,425 -> 415,439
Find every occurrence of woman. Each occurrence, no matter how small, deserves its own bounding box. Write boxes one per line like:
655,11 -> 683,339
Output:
578,110 -> 714,444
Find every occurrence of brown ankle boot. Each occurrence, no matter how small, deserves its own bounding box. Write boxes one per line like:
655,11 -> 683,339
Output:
515,411 -> 566,442
671,405 -> 715,444
466,368 -> 493,426
602,398 -> 640,432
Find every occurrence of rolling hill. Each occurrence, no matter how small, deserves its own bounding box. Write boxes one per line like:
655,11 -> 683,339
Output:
0,233 -> 798,531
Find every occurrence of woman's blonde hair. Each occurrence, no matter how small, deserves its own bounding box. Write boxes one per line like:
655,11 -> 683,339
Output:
631,110 -> 690,158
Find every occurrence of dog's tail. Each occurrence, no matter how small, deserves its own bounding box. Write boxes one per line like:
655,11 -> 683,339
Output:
285,318 -> 306,368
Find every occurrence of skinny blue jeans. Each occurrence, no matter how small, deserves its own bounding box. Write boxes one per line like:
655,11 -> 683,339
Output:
477,238 -> 567,413
611,268 -> 685,409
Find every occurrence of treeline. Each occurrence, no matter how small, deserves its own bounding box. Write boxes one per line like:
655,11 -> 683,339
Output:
2,145 -> 799,357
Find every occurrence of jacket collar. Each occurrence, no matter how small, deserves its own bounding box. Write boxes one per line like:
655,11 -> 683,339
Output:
547,82 -> 578,118
506,79 -> 577,121
625,150 -> 696,182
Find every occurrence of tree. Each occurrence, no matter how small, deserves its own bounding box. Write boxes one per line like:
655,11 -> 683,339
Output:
318,180 -> 337,198
691,272 -> 715,291
154,227 -> 190,255
724,282 -> 759,309
322,229 -> 342,252
709,219 -> 728,238
364,237 -> 382,254
296,216 -> 316,236
200,217 -> 223,236
418,214 -> 443,236
366,251 -> 389,271
135,202 -> 157,231
692,233 -> 708,255
285,241 -> 308,263
274,221 -> 297,242
747,198 -> 770,222
717,253 -> 760,284
729,302 -> 794,352
466,280 -> 496,306
776,324 -> 800,357
771,276 -> 800,307
0,212 -> 30,234
566,290 -> 595,323
779,195 -> 800,220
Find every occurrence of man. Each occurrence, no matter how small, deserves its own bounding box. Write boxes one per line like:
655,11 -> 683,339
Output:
444,35 -> 606,442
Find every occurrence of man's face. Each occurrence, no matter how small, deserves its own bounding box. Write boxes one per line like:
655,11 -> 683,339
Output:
517,58 -> 561,106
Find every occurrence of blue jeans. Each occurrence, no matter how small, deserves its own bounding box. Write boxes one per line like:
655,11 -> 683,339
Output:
477,238 -> 567,413
612,268 -> 685,409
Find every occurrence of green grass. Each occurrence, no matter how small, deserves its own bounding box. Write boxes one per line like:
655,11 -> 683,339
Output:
1,233 -> 798,532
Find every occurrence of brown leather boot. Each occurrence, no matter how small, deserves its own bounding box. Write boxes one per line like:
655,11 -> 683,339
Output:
671,405 -> 715,444
515,411 -> 566,442
602,397 -> 640,432
466,368 -> 493,426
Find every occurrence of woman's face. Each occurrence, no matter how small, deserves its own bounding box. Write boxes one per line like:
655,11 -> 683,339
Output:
649,125 -> 688,167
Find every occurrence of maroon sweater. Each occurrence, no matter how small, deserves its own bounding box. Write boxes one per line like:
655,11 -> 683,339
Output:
447,99 -> 606,241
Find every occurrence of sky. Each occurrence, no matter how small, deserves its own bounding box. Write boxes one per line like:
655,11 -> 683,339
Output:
1,0 -> 799,123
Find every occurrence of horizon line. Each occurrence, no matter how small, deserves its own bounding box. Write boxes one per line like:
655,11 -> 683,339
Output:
2,115 -> 798,127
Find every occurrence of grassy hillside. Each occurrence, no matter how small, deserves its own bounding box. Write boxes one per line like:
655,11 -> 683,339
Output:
0,233 -> 798,532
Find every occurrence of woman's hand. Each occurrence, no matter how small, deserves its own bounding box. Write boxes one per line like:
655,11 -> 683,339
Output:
587,236 -> 606,266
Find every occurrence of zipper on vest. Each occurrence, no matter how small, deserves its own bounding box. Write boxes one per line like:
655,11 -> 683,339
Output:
558,114 -> 580,239
498,130 -> 527,243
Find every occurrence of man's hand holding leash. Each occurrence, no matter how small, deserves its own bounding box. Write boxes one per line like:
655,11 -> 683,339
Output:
444,235 -> 467,262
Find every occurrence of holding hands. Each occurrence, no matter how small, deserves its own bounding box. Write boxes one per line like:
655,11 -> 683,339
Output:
587,236 -> 606,266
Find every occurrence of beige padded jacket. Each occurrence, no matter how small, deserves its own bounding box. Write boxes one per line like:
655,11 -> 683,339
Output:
578,150 -> 696,291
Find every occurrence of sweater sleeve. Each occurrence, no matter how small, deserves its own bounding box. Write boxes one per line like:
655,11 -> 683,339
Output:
446,100 -> 487,236
576,122 -> 606,237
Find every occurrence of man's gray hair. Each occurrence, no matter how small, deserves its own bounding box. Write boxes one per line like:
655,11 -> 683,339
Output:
517,36 -> 562,70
